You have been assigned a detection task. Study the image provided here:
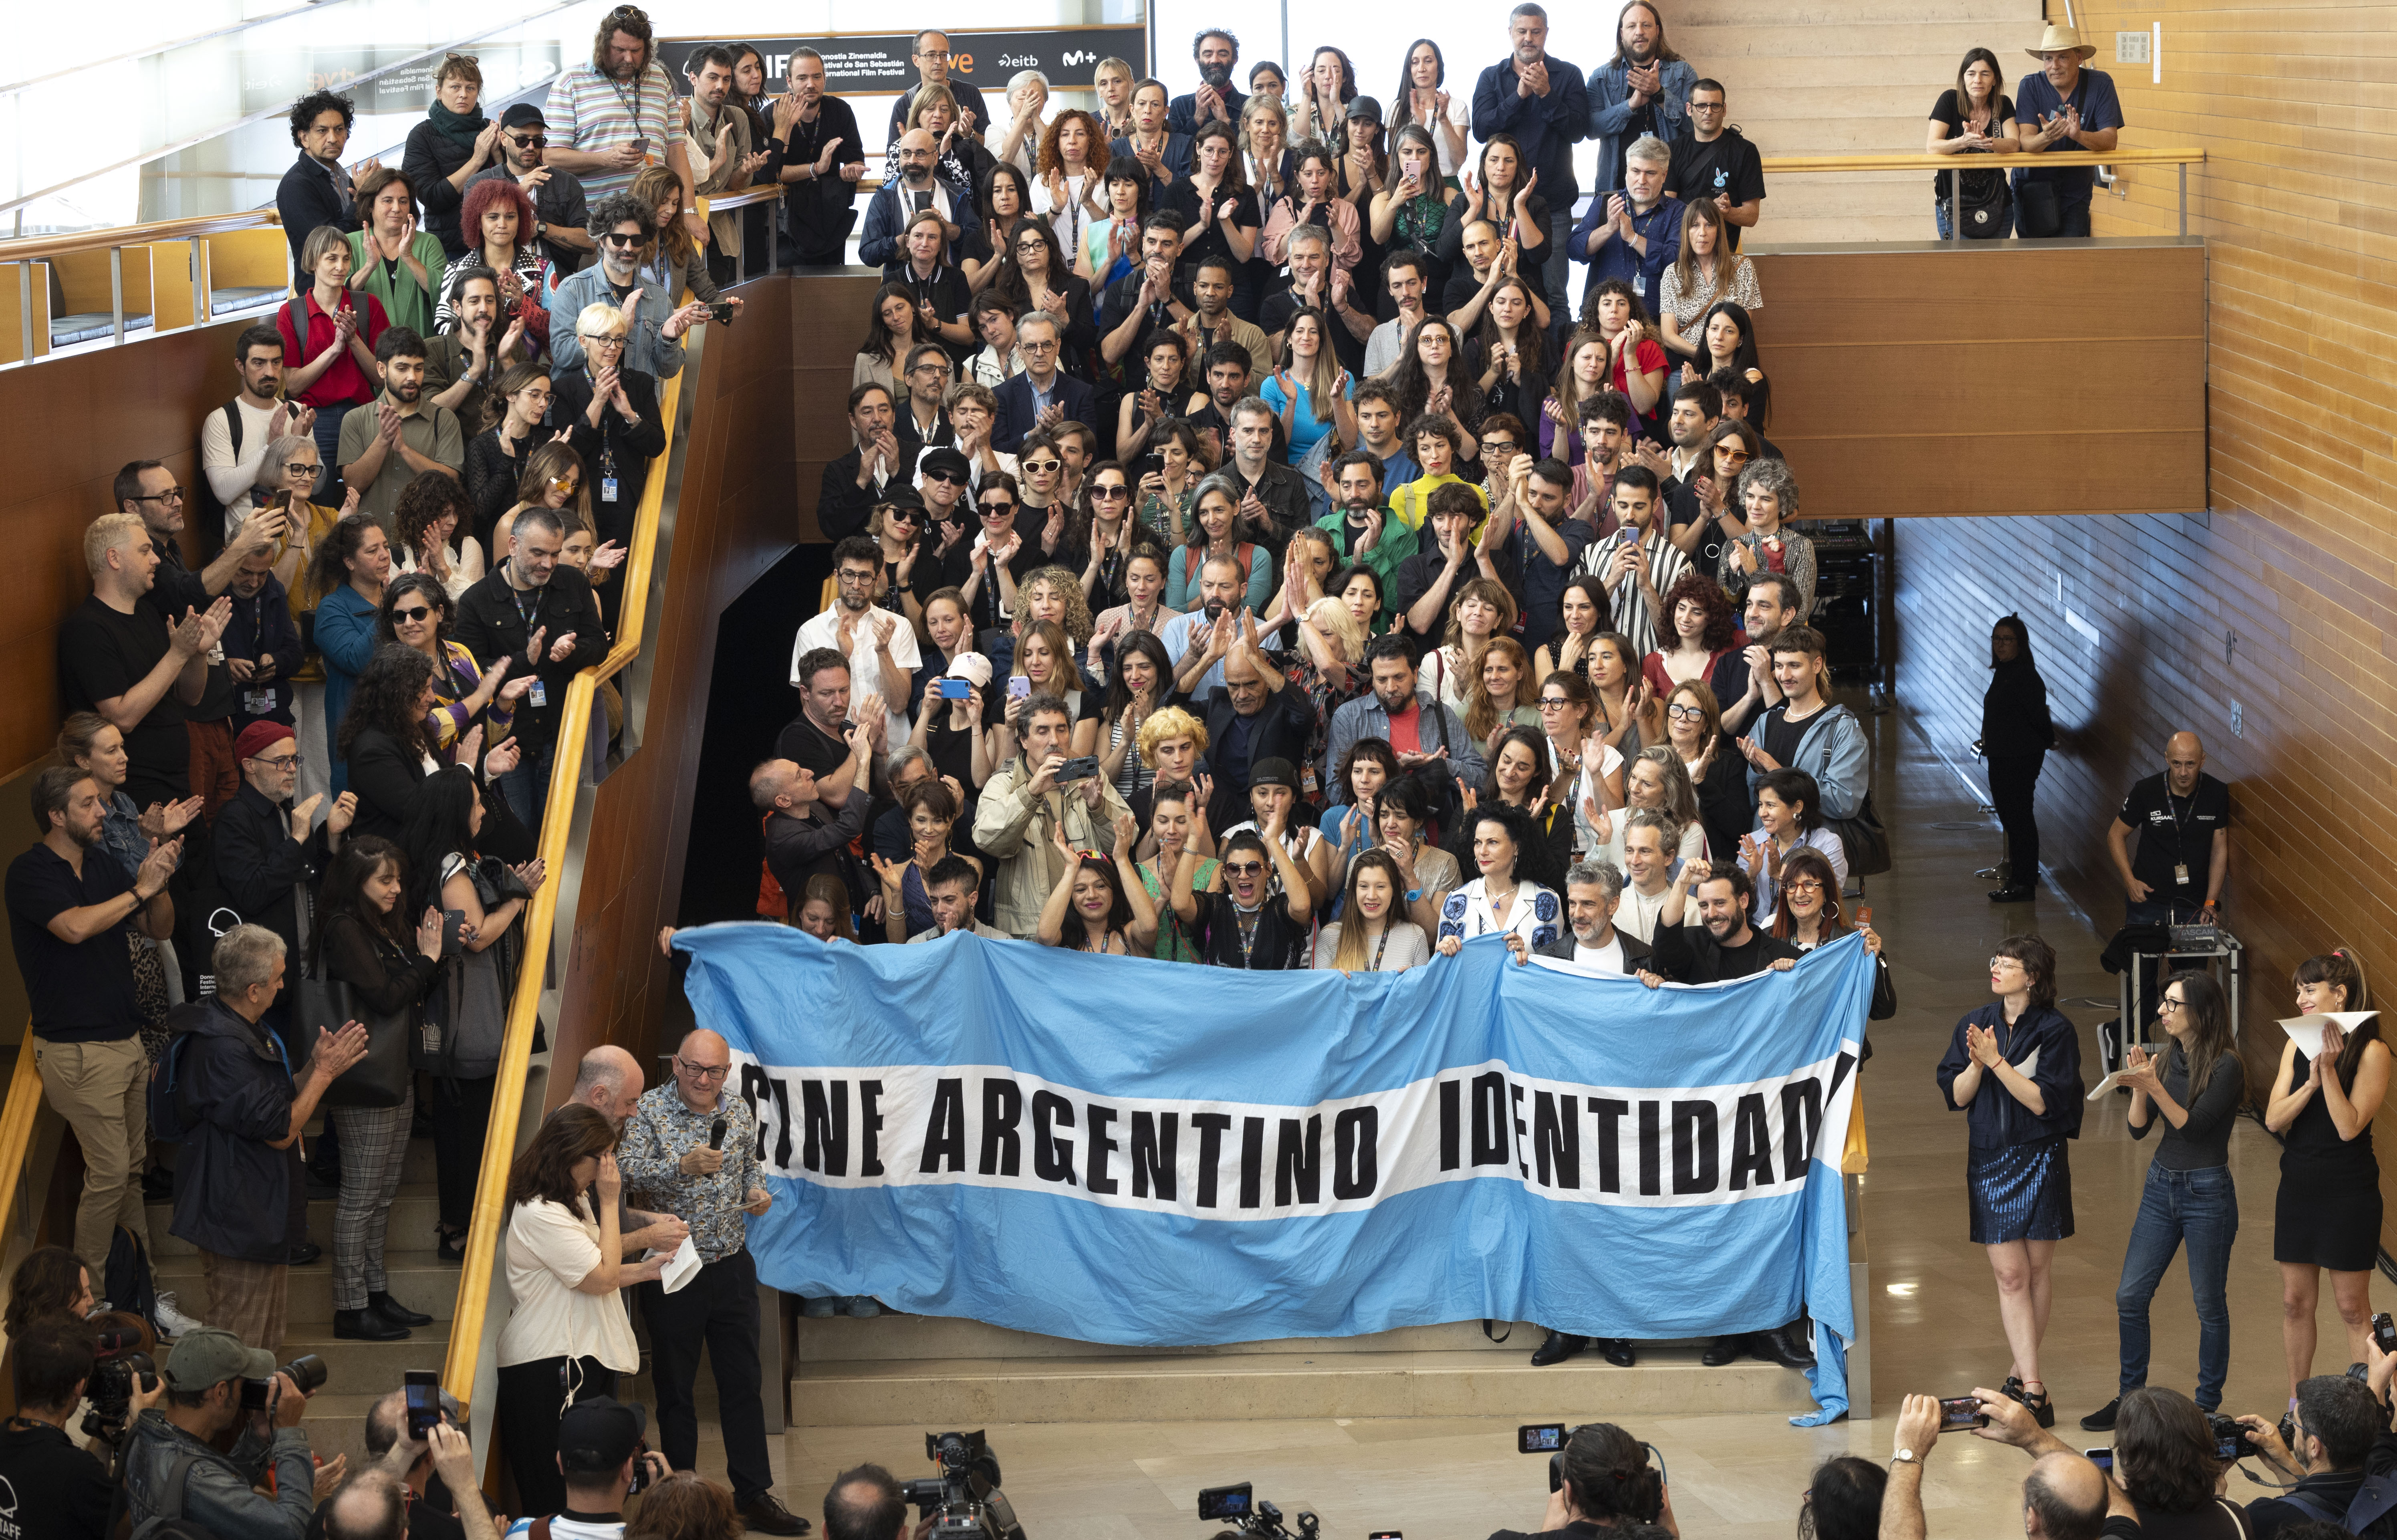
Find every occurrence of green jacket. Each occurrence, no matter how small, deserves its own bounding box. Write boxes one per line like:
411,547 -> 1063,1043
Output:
1313,508 -> 1419,625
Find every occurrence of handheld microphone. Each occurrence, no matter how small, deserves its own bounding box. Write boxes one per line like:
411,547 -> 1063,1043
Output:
709,1117 -> 727,1151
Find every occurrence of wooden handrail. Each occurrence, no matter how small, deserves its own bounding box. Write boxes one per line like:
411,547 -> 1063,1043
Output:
1760,147 -> 2204,174
440,349 -> 686,1411
0,1033 -> 46,1256
0,208 -> 283,264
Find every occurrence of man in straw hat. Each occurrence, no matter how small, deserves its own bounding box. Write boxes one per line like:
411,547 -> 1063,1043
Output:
2013,22 -> 2123,237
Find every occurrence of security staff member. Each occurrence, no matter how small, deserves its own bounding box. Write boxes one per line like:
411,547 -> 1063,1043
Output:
616,1028 -> 809,1536
2107,730 -> 2230,926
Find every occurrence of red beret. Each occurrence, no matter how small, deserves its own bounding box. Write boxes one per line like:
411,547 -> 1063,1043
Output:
233,722 -> 297,762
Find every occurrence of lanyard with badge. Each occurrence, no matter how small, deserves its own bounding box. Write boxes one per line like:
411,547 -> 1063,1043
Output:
585,367 -> 621,504
2164,786 -> 2196,888
242,599 -> 279,718
512,583 -> 550,708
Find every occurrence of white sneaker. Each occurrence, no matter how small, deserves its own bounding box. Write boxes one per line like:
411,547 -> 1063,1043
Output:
153,1291 -> 205,1338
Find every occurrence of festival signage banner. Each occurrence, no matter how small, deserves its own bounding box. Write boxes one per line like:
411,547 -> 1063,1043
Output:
655,29 -> 1151,101
672,925 -> 1872,1417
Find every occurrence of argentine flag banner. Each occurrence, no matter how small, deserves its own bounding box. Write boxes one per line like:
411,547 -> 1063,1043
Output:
673,924 -> 1873,1418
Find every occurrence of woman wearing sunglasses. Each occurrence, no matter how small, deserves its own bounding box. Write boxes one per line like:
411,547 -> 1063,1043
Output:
490,440 -> 590,566
1069,461 -> 1162,611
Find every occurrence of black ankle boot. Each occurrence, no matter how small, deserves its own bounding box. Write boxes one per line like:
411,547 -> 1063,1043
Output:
370,1290 -> 432,1327
334,1306 -> 411,1341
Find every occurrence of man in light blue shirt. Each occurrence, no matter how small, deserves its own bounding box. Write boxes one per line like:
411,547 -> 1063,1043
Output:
548,190 -> 712,380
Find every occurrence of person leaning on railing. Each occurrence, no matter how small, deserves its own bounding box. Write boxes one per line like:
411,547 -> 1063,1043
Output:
494,1103 -> 671,1520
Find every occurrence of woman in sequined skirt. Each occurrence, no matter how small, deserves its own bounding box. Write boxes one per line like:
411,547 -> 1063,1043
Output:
1936,933 -> 2085,1429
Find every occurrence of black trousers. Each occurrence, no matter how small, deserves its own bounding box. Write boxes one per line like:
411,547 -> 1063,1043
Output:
1988,750 -> 2046,881
427,1074 -> 496,1230
496,1355 -> 617,1519
639,1246 -> 773,1504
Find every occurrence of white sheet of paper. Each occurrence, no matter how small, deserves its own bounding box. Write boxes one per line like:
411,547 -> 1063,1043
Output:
2279,1011 -> 2377,1060
657,1235 -> 702,1294
2014,1045 -> 2039,1079
2087,1068 -> 2132,1101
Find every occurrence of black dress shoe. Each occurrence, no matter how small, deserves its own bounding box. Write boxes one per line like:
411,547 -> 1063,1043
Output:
142,1167 -> 175,1201
739,1493 -> 812,1535
1600,1338 -> 1637,1367
1754,1322 -> 1816,1370
370,1290 -> 432,1327
288,1240 -> 323,1266
1988,885 -> 2035,902
2080,1398 -> 2121,1432
435,1227 -> 467,1264
334,1306 -> 411,1341
1701,1335 -> 1747,1366
1529,1331 -> 1589,1367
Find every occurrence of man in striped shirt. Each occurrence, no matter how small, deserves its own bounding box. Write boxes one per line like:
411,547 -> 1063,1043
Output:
542,4 -> 705,250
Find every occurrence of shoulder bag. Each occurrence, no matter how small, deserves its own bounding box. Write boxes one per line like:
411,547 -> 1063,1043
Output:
1810,708 -> 1892,878
292,917 -> 415,1108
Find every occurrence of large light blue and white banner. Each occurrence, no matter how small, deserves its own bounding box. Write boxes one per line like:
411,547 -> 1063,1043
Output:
673,925 -> 1871,1415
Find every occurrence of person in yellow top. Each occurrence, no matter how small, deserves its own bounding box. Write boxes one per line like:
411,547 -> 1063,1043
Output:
1385,410 -> 1489,533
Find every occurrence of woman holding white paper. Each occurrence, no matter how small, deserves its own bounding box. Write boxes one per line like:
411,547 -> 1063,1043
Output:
2265,947 -> 2387,1397
1935,933 -> 2084,1429
2083,971 -> 2243,1433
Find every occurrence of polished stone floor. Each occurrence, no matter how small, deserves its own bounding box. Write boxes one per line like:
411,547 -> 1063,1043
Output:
684,701 -> 2347,1538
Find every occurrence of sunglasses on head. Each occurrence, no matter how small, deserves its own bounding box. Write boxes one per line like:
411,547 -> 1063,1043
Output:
392,605 -> 435,623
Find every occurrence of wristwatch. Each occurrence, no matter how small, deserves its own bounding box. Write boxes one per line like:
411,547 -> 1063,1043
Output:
1890,1451 -> 1921,1467
1405,888 -> 1423,903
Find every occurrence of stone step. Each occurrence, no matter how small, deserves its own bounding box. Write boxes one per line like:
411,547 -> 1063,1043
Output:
145,1185 -> 448,1259
155,1250 -> 460,1325
795,1314 -> 1547,1363
791,1342 -> 1816,1426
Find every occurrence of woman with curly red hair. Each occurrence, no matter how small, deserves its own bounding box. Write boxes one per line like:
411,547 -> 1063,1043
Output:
436,174 -> 550,353
1641,569 -> 1740,697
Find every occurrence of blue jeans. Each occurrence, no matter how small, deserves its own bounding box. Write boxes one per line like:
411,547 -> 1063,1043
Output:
2117,1162 -> 2238,1407
1935,202 -> 2016,240
496,736 -> 558,834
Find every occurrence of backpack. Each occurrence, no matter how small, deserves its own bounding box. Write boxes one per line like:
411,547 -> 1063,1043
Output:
1799,706 -> 1891,878
127,1449 -> 208,1540
2282,1475 -> 2397,1539
146,1008 -> 211,1144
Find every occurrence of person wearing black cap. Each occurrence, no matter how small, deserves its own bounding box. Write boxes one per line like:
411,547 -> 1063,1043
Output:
1219,757 -> 1331,912
466,102 -> 595,274
513,1395 -> 671,1540
121,1326 -> 323,1538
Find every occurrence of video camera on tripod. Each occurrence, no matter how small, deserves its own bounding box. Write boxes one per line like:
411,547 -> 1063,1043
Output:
901,1430 -> 1026,1540
1196,1483 -> 1320,1540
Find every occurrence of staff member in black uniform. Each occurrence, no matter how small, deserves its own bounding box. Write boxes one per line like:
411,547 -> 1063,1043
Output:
2107,731 -> 2228,927
1979,614 -> 2052,903
2265,947 -> 2387,1398
1936,933 -> 2082,1430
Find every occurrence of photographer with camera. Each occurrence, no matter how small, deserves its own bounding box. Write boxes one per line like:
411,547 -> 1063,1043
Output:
1488,1422 -> 1679,1539
0,1317 -> 164,1537
121,1326 -> 322,1538
2235,1343 -> 2397,1539
498,1396 -> 671,1540
1879,1387 -> 2136,1540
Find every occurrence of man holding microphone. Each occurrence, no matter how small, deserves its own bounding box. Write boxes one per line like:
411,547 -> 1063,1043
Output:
617,1028 -> 808,1537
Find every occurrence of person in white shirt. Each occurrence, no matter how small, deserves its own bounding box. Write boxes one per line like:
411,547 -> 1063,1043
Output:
791,536 -> 921,749
201,324 -> 320,519
1612,808 -> 1698,943
1314,848 -> 1433,972
1434,802 -> 1563,953
493,1106 -> 669,1521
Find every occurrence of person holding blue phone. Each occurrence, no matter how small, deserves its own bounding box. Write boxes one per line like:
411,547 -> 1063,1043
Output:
2012,24 -> 2123,238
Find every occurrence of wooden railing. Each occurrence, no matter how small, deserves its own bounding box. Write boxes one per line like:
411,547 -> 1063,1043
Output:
1756,146 -> 2209,240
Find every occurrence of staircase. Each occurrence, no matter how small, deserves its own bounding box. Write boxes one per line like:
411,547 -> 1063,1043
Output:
791,1315 -> 1816,1426
146,1120 -> 454,1469
1674,0 -> 2049,245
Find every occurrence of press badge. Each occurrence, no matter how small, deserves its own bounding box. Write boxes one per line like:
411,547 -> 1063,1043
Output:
600,476 -> 620,502
2175,863 -> 2190,886
244,689 -> 274,716
528,679 -> 547,708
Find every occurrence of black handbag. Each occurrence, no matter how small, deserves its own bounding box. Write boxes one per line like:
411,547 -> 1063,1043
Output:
290,972 -> 413,1108
2015,177 -> 2062,239
1956,166 -> 2012,239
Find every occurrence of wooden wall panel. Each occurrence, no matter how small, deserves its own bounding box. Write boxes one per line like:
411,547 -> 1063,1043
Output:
1747,243 -> 2207,519
1883,0 -> 2397,1243
792,272 -> 882,544
543,272 -> 830,1097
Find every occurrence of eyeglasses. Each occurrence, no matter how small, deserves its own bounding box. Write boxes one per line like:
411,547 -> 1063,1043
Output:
1091,484 -> 1129,500
1480,438 -> 1517,454
578,333 -> 626,346
911,362 -> 952,376
1223,861 -> 1264,875
548,476 -> 579,493
133,488 -> 187,503
1020,458 -> 1061,473
1667,703 -> 1705,720
1989,957 -> 2024,971
1019,339 -> 1059,353
1536,697 -> 1571,710
1717,447 -> 1753,464
923,468 -> 966,486
506,132 -> 548,147
243,753 -> 304,769
599,231 -> 645,248
915,47 -> 952,60
2159,996 -> 2187,1012
885,508 -> 921,522
675,1056 -> 731,1081
283,462 -> 321,477
1785,878 -> 1824,894
392,605 -> 435,623
978,502 -> 1015,516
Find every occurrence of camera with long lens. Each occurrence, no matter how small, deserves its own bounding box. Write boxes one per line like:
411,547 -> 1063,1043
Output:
900,1431 -> 1024,1540
239,1352 -> 329,1411
79,1326 -> 158,1442
1195,1483 -> 1320,1540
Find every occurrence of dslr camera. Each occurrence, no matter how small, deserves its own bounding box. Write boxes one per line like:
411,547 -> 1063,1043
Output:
80,1326 -> 158,1443
901,1431 -> 1024,1540
1196,1483 -> 1319,1540
239,1351 -> 329,1411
